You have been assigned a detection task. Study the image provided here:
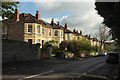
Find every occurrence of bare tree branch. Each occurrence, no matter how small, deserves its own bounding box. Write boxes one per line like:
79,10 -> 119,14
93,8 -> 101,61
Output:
95,24 -> 111,50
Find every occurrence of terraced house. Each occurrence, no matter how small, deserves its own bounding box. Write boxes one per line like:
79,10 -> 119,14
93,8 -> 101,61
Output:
2,9 -> 100,48
64,23 -> 75,41
2,9 -> 64,47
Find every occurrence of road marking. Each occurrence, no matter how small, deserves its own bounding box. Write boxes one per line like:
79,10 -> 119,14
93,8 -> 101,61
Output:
77,62 -> 106,78
41,71 -> 53,75
20,74 -> 39,79
87,62 -> 105,73
18,70 -> 54,80
83,74 -> 110,79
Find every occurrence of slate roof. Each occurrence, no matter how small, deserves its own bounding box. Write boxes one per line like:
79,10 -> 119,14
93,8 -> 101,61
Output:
50,23 -> 64,30
2,13 -> 62,29
64,28 -> 73,34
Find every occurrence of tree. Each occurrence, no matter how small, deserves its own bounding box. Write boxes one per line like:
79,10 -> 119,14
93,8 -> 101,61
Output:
66,39 -> 93,56
0,1 -> 19,19
95,2 -> 120,51
59,41 -> 68,50
95,25 -> 111,51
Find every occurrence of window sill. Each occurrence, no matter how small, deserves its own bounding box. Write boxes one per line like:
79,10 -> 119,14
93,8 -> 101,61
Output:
2,33 -> 7,34
27,32 -> 32,34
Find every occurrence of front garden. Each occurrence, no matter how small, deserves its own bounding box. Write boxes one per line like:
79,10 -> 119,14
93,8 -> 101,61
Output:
42,39 -> 100,59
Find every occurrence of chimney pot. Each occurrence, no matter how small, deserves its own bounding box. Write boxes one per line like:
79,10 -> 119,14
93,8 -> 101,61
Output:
65,23 -> 68,29
57,22 -> 60,26
73,29 -> 76,33
36,11 -> 40,20
51,18 -> 54,26
76,30 -> 78,33
80,30 -> 82,35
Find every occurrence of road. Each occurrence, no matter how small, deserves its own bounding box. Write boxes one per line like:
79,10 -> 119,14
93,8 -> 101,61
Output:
2,56 -> 118,80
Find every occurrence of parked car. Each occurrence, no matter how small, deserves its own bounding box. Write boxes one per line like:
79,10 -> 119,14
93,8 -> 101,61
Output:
96,51 -> 106,56
106,53 -> 119,64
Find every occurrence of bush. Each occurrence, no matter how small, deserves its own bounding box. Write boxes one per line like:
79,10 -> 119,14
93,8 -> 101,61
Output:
55,51 -> 65,59
60,39 -> 99,58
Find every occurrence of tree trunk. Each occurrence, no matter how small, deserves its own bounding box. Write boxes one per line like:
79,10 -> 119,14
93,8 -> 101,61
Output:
100,41 -> 102,51
100,41 -> 104,51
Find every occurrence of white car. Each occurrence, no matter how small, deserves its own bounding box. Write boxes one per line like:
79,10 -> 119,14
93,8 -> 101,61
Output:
96,52 -> 106,56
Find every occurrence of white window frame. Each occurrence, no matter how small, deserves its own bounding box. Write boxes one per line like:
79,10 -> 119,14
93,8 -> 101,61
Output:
28,25 -> 32,34
37,39 -> 40,43
54,30 -> 58,37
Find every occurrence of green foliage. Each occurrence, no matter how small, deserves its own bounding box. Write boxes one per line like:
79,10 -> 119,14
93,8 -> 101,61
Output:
48,40 -> 59,47
91,45 -> 100,52
42,41 -> 65,59
42,40 -> 60,54
60,39 -> 97,56
67,41 -> 75,53
59,41 -> 68,50
1,2 -> 19,19
42,40 -> 58,49
42,42 -> 52,49
105,42 -> 116,51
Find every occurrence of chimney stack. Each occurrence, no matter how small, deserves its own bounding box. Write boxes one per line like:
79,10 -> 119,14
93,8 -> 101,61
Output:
65,23 -> 68,29
80,30 -> 82,35
15,8 -> 19,21
57,22 -> 60,26
88,34 -> 91,38
85,35 -> 88,37
76,30 -> 78,33
51,18 -> 54,26
73,29 -> 76,33
36,11 -> 40,20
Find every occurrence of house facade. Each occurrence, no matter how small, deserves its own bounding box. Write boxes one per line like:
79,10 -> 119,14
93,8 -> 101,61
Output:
64,23 -> 75,41
2,9 -> 101,48
2,9 -> 64,47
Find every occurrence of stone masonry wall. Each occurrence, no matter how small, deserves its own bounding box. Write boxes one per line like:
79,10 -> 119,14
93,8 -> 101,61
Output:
2,39 -> 41,63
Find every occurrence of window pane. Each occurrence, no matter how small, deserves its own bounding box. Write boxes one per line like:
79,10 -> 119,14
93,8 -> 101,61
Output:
42,28 -> 44,35
42,40 -> 44,45
54,30 -> 58,36
28,39 -> 32,44
37,25 -> 40,34
49,30 -> 51,36
28,25 -> 32,33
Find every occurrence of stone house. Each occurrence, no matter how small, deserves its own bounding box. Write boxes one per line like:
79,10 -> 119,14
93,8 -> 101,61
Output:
64,23 -> 75,41
2,9 -> 64,48
2,9 -> 101,48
